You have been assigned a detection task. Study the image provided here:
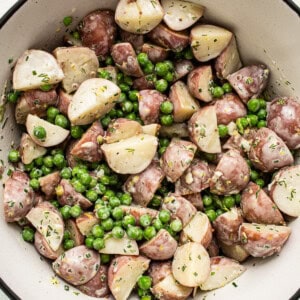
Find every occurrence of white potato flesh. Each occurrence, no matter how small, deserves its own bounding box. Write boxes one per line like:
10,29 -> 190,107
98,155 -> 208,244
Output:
219,242 -> 249,262
191,24 -> 233,62
26,204 -> 64,251
115,0 -> 164,34
53,46 -> 99,93
75,212 -> 99,236
142,124 -> 160,136
20,133 -> 47,164
162,0 -> 204,31
26,114 -> 69,147
172,242 -> 211,287
188,106 -> 221,153
101,134 -> 158,174
199,257 -> 246,291
269,165 -> 300,217
13,49 -> 64,91
68,78 -> 121,125
99,234 -> 139,255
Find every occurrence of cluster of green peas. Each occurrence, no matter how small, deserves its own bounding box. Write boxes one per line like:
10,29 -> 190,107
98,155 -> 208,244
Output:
136,275 -> 153,300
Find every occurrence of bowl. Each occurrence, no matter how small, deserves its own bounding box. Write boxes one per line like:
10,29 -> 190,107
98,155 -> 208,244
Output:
0,0 -> 299,299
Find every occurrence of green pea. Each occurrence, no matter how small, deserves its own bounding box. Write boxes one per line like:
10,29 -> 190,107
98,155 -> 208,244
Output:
7,91 -> 20,103
116,109 -> 124,117
29,178 -> 40,190
235,194 -> 241,205
160,114 -> 173,126
71,126 -> 84,139
165,225 -> 176,237
72,31 -> 80,40
158,146 -> 167,156
132,102 -> 139,113
85,236 -> 94,248
257,120 -> 267,128
143,226 -> 156,240
121,193 -> 132,205
51,149 -> 64,156
22,227 -> 35,243
216,209 -> 224,217
155,79 -> 168,93
247,114 -> 259,127
159,138 -> 169,148
155,62 -> 169,77
203,195 -> 213,207
170,219 -> 182,232
105,56 -> 113,65
30,168 -> 43,179
55,114 -> 69,129
100,175 -> 110,186
152,218 -> 163,231
79,173 -> 92,186
46,107 -> 59,121
164,71 -> 174,82
218,124 -> 229,138
137,53 -> 149,66
60,205 -> 71,219
95,183 -> 106,195
63,16 -> 73,26
223,196 -> 235,209
164,60 -> 174,72
222,82 -> 233,93
138,288 -> 148,297
160,101 -> 173,114
51,200 -> 60,209
40,84 -> 52,92
183,47 -> 194,60
126,112 -> 137,120
127,226 -> 141,240
100,253 -> 111,264
109,196 -> 121,208
206,209 -> 217,222
101,218 -> 114,231
60,167 -> 72,179
41,165 -> 52,175
149,195 -> 162,207
159,210 -> 171,223
33,126 -> 46,140
42,156 -> 53,168
112,226 -> 125,239
140,296 -> 152,300
63,239 -> 75,250
98,69 -> 110,79
101,116 -> 111,128
63,230 -> 71,241
122,215 -> 136,228
212,86 -> 224,98
257,108 -> 267,120
112,207 -> 124,220
119,83 -> 130,92
24,162 -> 34,172
255,178 -> 265,188
259,98 -> 267,109
91,224 -> 104,238
138,276 -> 152,290
122,101 -> 134,113
140,214 -> 152,228
144,62 -> 154,74
250,169 -> 259,181
108,108 -> 117,118
247,98 -> 260,112
97,207 -> 110,220
119,92 -> 127,102
124,75 -> 133,86
70,205 -> 82,218
34,156 -> 44,167
8,149 -> 20,163
72,166 -> 87,178
93,238 -> 105,250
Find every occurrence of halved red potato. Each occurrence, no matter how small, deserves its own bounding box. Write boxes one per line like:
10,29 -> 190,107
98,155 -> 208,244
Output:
185,193 -> 204,210
148,261 -> 172,286
79,10 -> 117,60
34,231 -> 64,260
26,114 -> 69,147
210,149 -> 250,195
108,255 -> 150,300
53,245 -> 100,285
13,49 -> 64,91
160,138 -> 197,182
162,194 -> 197,227
199,256 -> 246,291
53,46 -> 99,93
269,165 -> 300,217
105,118 -> 142,144
115,0 -> 164,34
162,0 -> 204,31
65,219 -> 84,246
169,81 -> 200,122
180,212 -> 212,248
239,223 -> 291,257
120,205 -> 158,225
218,241 -> 249,262
188,106 -> 221,154
159,123 -> 189,139
248,127 -> 294,172
19,133 -> 47,164
57,89 -> 72,116
120,29 -> 144,51
101,134 -> 158,174
191,25 -> 232,62
76,212 -> 99,236
174,59 -> 194,82
207,237 -> 220,257
241,182 -> 284,224
227,64 -> 269,103
172,242 -> 211,287
77,265 -> 109,298
187,65 -> 213,102
39,171 -> 61,198
140,229 -> 177,260
213,208 -> 243,246
133,75 -> 155,90
215,36 -> 242,79
141,43 -> 168,63
26,202 -> 64,251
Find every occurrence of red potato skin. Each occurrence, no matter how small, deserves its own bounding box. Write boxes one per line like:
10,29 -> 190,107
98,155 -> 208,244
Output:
162,193 -> 197,227
3,171 -> 35,222
215,93 -> 247,125
227,64 -> 269,103
15,89 -> 57,124
138,89 -> 166,124
160,138 -> 197,183
174,59 -> 194,82
267,97 -> 300,149
120,205 -> 158,225
241,182 -> 284,225
58,179 -> 92,209
210,149 -> 250,195
222,134 -> 247,156
147,24 -> 189,52
39,171 -> 61,199
52,245 -> 100,285
111,42 -> 143,77
148,261 -> 172,286
141,43 -> 169,63
175,159 -> 213,195
120,29 -> 144,51
213,208 -> 244,246
185,193 -> 204,210
65,219 -> 85,246
133,75 -> 156,90
124,160 -> 165,207
77,265 -> 109,298
248,127 -> 294,172
70,121 -> 104,163
140,229 -> 177,260
66,140 -> 79,168
207,237 -> 220,257
79,10 -> 117,60
57,89 -> 72,115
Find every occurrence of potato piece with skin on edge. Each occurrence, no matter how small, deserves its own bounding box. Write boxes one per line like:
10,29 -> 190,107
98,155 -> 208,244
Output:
142,123 -> 160,136
119,29 -> 144,51
108,255 -> 150,300
207,237 -> 220,258
218,241 -> 249,262
13,49 -> 64,91
174,59 -> 194,82
191,24 -> 233,62
26,114 -> 69,147
185,193 -> 204,210
169,80 -> 200,122
39,171 -> 61,199
148,261 -> 172,286
159,123 -> 189,139
172,242 -> 211,287
141,43 -> 169,63
57,89 -> 72,115
76,212 -> 99,236
65,219 -> 84,246
68,78 -> 121,126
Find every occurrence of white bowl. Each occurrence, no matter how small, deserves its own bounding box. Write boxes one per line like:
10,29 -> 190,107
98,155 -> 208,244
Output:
0,1 -> 299,299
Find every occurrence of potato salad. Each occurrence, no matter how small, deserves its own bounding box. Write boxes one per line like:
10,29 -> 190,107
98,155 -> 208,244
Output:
3,0 -> 300,299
